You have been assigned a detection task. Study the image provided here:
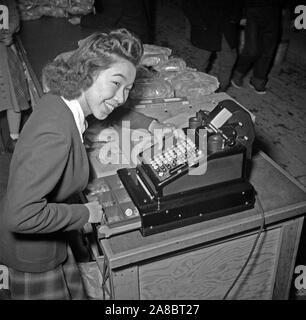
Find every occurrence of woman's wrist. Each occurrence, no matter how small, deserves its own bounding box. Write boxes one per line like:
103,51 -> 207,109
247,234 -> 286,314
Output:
148,119 -> 159,133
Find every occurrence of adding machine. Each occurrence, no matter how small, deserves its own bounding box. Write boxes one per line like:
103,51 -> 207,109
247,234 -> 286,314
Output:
85,99 -> 256,237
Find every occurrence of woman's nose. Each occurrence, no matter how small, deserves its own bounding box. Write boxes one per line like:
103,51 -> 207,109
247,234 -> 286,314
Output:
115,89 -> 126,105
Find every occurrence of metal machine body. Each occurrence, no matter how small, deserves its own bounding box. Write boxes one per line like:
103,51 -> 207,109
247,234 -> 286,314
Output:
116,99 -> 256,236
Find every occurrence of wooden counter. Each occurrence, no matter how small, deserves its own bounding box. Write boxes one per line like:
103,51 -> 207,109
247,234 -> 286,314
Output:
88,93 -> 306,300
99,142 -> 306,300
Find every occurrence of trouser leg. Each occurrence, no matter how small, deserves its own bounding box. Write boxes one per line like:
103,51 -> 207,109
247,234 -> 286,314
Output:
6,109 -> 21,137
252,19 -> 280,85
200,49 -> 212,73
216,36 -> 237,88
234,17 -> 260,79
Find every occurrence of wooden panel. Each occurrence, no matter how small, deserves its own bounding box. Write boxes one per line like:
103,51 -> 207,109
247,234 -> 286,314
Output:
272,217 -> 304,299
111,266 -> 140,300
138,227 -> 281,300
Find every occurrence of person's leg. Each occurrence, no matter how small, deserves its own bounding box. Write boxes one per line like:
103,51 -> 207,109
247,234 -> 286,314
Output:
251,12 -> 281,91
201,49 -> 212,73
232,11 -> 260,86
0,113 -> 6,154
6,109 -> 21,140
216,36 -> 237,91
6,109 -> 21,153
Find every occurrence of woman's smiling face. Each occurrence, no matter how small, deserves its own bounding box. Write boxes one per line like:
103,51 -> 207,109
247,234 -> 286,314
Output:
80,58 -> 136,120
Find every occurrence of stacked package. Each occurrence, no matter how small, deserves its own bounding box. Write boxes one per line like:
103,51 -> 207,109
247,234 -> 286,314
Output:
18,0 -> 94,21
130,44 -> 219,101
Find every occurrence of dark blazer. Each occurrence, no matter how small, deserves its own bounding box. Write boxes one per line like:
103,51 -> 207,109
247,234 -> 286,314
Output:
0,93 -> 154,272
183,0 -> 243,51
0,94 -> 90,272
81,0 -> 152,43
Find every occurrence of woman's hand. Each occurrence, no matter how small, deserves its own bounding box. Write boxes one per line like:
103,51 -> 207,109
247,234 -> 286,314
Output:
84,200 -> 103,224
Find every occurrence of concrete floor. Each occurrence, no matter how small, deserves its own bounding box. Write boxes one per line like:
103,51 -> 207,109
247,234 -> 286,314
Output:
0,1 -> 305,299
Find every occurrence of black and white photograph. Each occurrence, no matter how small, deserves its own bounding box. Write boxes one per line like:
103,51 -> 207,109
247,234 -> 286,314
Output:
0,0 -> 306,305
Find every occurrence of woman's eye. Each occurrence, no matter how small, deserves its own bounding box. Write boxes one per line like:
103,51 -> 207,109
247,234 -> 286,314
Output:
112,81 -> 120,87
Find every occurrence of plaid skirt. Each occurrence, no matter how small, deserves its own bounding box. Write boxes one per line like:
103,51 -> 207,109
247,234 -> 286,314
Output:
8,246 -> 87,300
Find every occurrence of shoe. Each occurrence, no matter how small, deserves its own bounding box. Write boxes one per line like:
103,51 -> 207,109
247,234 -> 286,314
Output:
231,78 -> 243,89
249,80 -> 266,95
5,137 -> 17,154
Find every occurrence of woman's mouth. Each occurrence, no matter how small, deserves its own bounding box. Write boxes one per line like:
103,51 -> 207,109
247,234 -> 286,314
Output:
104,101 -> 116,114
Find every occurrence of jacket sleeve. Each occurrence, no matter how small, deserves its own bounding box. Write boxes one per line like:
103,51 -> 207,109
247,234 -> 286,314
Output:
6,130 -> 90,234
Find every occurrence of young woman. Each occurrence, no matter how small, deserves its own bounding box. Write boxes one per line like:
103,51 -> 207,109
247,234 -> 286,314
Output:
0,28 -> 174,300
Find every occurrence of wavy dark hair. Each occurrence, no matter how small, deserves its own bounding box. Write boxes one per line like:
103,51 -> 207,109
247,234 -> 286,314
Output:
42,28 -> 143,100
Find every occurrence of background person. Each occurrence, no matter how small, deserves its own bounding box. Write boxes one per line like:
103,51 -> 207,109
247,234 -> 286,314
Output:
231,0 -> 284,94
0,0 -> 31,153
183,0 -> 243,92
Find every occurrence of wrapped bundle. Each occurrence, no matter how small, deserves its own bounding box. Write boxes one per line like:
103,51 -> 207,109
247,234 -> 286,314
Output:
140,44 -> 172,67
19,7 -> 43,21
153,57 -> 187,73
18,0 -> 67,20
140,53 -> 169,67
66,0 -> 94,15
49,0 -> 70,8
18,0 -> 49,7
158,66 -> 197,83
39,6 -> 67,18
18,0 -> 94,20
135,65 -> 157,81
170,70 -> 219,98
130,78 -> 175,100
143,44 -> 172,56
